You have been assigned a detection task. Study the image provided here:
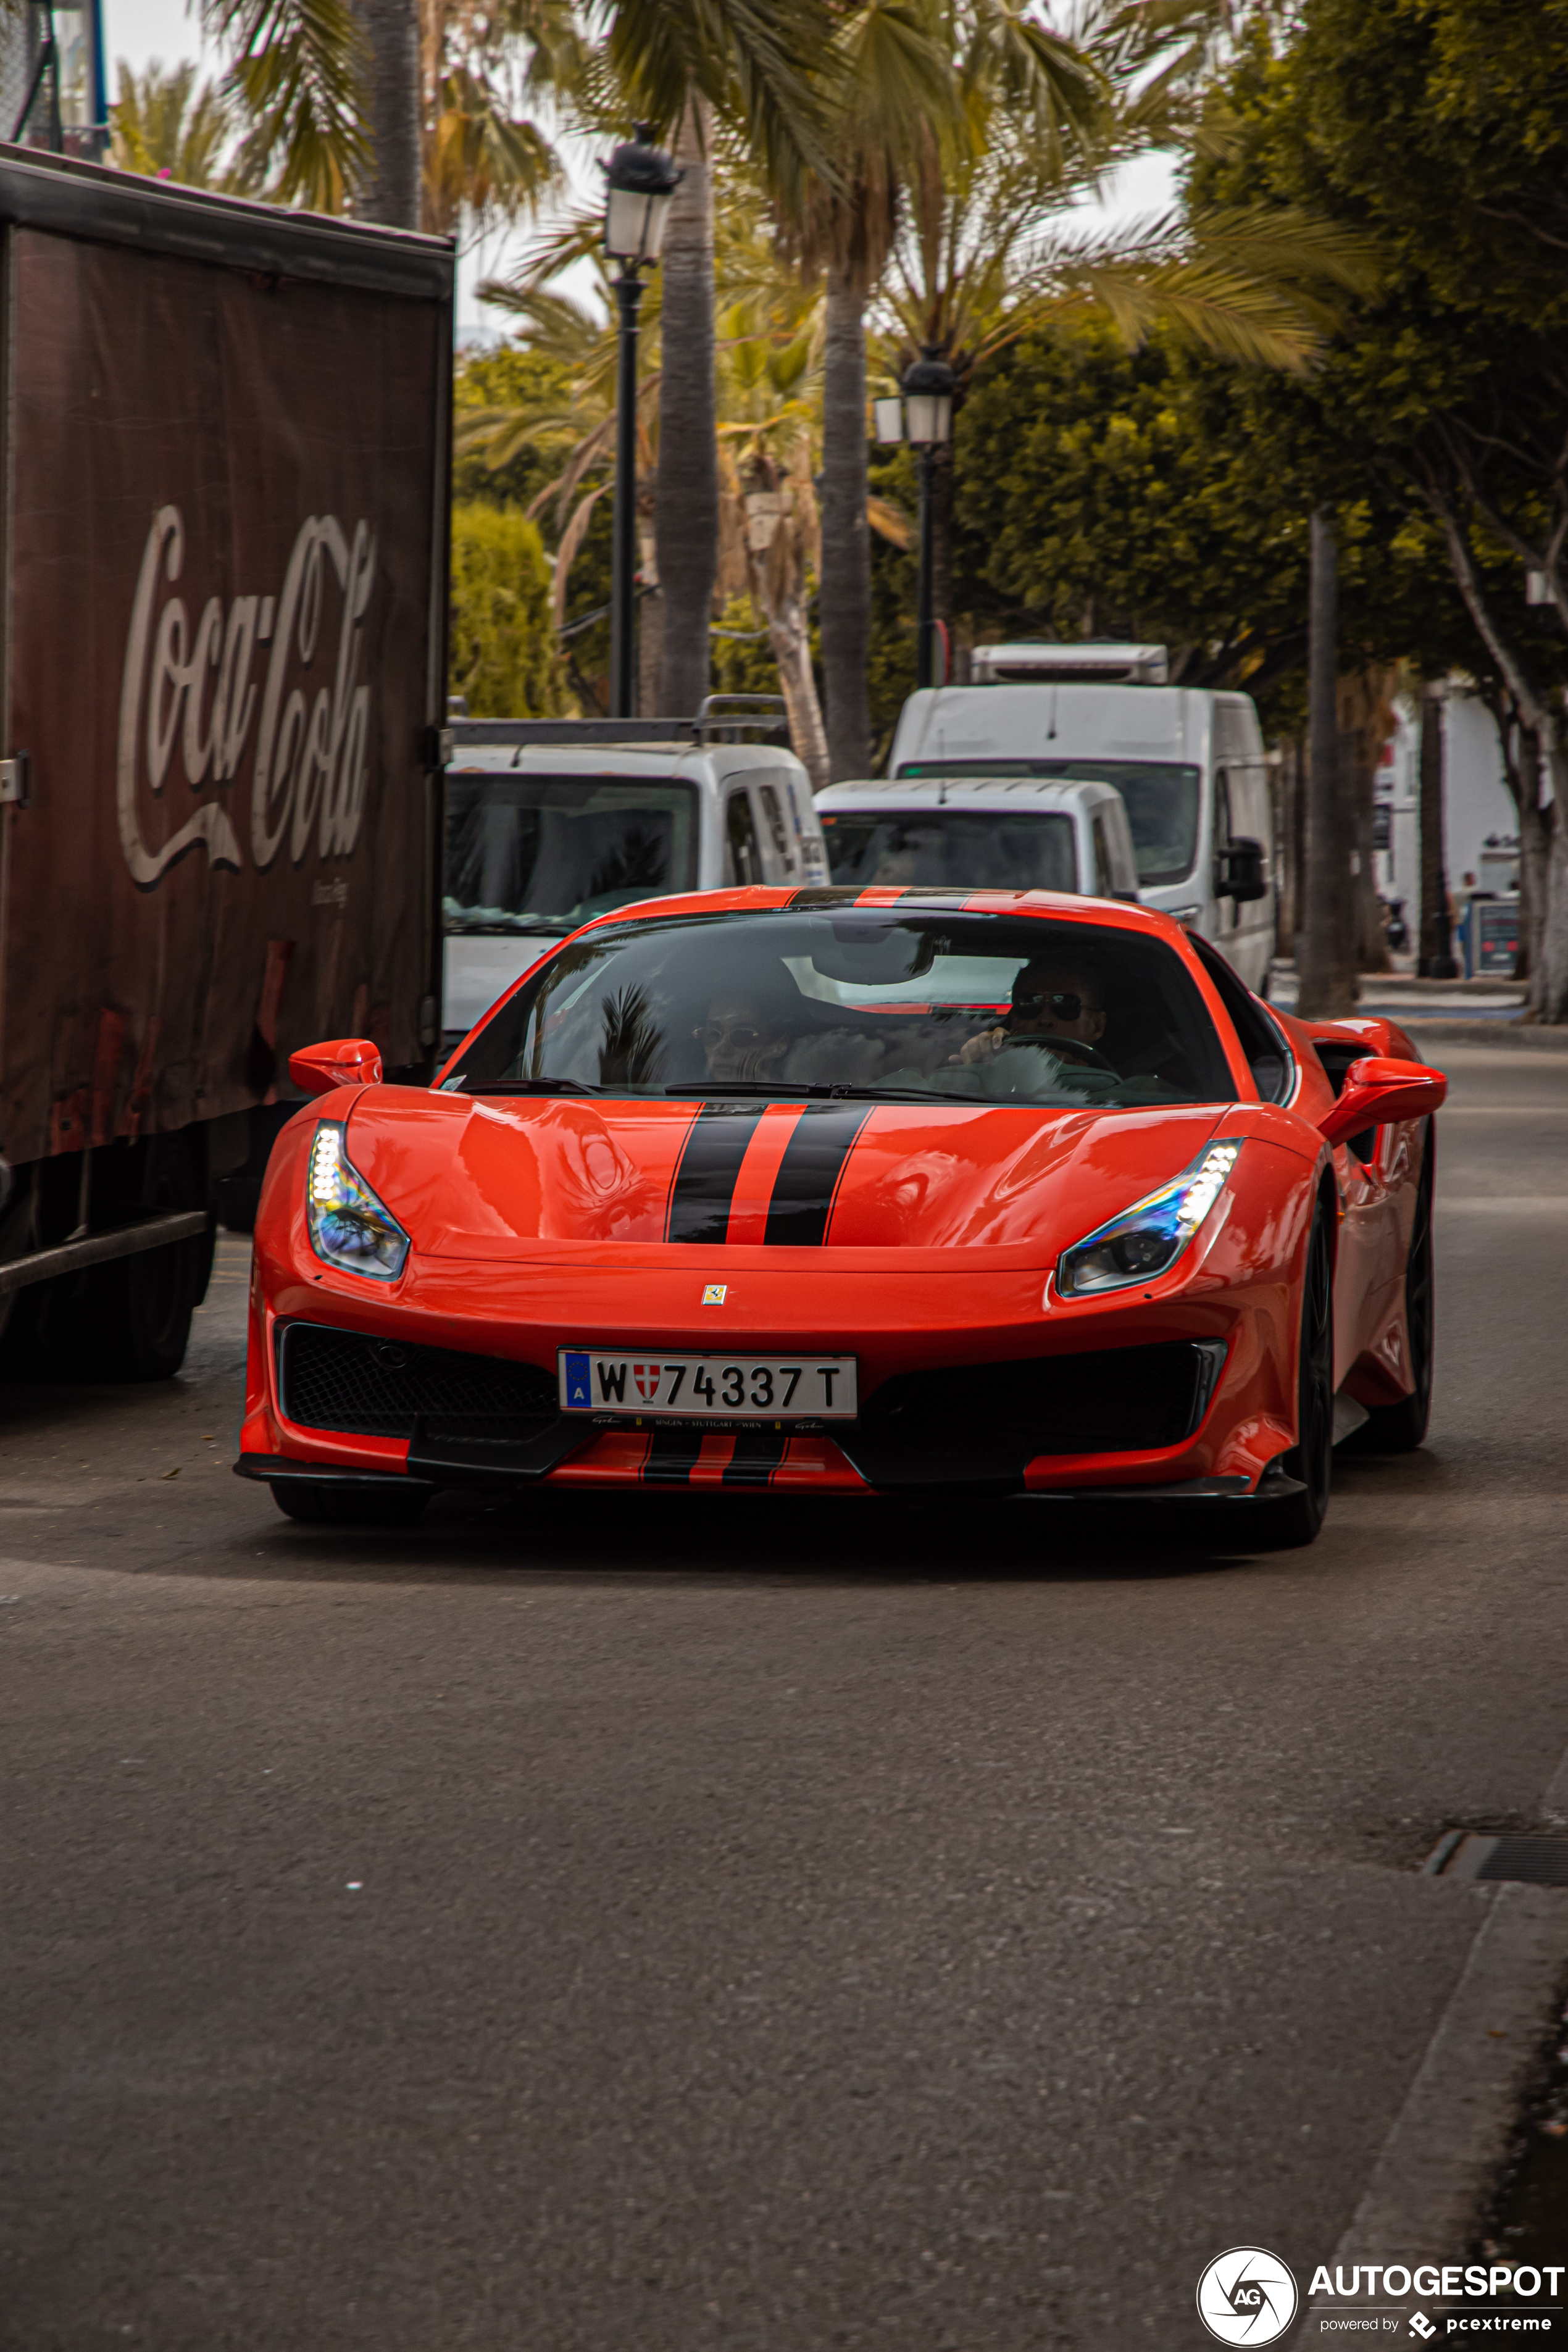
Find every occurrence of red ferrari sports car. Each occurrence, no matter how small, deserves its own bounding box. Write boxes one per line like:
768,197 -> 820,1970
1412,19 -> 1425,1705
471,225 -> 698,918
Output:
236,888 -> 1446,1547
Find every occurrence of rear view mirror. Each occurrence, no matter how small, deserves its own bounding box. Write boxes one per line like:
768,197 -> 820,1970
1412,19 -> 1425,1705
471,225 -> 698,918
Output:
1318,1055 -> 1446,1148
288,1038 -> 384,1098
1217,836 -> 1267,904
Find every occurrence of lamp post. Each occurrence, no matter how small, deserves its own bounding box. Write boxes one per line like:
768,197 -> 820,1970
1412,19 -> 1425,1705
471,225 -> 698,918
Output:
874,346 -> 956,691
600,126 -> 678,718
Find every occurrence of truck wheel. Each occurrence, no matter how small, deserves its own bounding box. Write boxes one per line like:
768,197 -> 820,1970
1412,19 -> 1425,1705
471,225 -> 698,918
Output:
270,1480 -> 430,1527
90,1224 -> 209,1382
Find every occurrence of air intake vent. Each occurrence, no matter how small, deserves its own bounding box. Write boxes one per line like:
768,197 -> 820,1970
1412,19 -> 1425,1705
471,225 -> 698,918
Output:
278,1322 -> 557,1439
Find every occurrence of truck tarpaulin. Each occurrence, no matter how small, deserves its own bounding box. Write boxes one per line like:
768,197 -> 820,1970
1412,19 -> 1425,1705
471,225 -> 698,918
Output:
0,161 -> 451,1167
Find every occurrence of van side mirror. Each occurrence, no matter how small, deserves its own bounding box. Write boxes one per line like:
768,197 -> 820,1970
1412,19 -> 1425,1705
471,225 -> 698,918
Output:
1318,1056 -> 1446,1148
288,1038 -> 384,1097
1217,836 -> 1267,903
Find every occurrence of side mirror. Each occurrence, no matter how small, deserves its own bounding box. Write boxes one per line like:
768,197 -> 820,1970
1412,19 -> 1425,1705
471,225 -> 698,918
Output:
1217,836 -> 1267,904
1319,1055 -> 1446,1148
288,1037 -> 384,1098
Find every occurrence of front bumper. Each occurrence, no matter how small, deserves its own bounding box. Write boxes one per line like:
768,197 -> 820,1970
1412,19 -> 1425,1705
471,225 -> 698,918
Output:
239,1244 -> 1298,1501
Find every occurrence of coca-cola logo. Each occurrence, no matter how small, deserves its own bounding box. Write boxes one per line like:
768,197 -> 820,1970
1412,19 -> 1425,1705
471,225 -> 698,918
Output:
117,504 -> 377,889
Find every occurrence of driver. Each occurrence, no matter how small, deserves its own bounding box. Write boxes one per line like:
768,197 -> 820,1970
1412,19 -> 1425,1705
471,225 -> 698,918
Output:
955,956 -> 1110,1067
695,992 -> 794,1084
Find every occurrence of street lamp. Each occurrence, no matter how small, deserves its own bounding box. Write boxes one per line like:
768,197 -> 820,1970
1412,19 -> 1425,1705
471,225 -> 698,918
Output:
600,126 -> 678,717
875,346 -> 956,690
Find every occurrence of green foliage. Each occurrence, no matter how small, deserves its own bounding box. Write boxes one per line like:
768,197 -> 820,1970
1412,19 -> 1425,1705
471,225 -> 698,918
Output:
110,59 -> 248,190
448,504 -> 570,719
453,344 -> 572,515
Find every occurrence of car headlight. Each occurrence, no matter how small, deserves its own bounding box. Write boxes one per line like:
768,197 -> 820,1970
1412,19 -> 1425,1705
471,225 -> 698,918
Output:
306,1120 -> 411,1282
1056,1140 -> 1241,1298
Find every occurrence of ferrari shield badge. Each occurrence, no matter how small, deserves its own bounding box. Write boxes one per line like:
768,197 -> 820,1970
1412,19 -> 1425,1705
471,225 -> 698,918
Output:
702,1284 -> 727,1305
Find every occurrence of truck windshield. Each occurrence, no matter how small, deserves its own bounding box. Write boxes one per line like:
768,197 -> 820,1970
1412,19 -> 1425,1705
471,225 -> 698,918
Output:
446,907 -> 1234,1111
444,774 -> 700,935
820,809 -> 1077,893
896,761 -> 1201,885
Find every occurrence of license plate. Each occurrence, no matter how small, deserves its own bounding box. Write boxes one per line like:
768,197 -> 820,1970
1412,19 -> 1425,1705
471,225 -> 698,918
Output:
558,1349 -> 857,1420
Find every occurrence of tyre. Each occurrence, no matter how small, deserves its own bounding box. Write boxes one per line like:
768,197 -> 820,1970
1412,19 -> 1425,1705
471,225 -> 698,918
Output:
269,1479 -> 430,1527
1343,1130 -> 1434,1455
1251,1193 -> 1335,1549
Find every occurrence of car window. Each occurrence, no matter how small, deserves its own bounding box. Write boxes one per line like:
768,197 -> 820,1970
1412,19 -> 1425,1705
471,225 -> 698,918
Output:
448,908 -> 1236,1111
757,783 -> 794,880
1188,934 -> 1290,1103
895,760 -> 1203,885
820,809 -> 1078,893
725,790 -> 763,885
1091,812 -> 1112,894
444,774 -> 699,936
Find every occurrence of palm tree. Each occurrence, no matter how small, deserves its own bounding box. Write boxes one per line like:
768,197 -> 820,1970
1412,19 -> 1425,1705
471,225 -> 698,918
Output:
110,59 -> 251,189
601,0 -> 840,715
775,0 -> 961,781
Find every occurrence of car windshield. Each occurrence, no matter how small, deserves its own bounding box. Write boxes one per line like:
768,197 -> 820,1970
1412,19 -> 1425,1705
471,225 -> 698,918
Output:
444,772 -> 700,935
820,809 -> 1077,892
444,907 -> 1235,1111
896,761 -> 1201,884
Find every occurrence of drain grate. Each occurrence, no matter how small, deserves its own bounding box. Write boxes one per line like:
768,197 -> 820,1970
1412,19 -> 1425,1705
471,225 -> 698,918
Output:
1424,1833 -> 1568,1885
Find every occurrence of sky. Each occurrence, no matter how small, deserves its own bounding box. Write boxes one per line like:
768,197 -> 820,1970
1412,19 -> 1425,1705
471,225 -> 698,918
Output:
102,0 -> 1183,342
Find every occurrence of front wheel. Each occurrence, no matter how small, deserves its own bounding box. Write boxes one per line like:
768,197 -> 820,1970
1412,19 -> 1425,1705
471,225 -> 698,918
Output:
1251,1196 -> 1335,1550
270,1480 -> 430,1527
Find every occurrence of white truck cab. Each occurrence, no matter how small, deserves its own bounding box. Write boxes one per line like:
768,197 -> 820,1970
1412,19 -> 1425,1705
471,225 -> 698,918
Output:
814,774 -> 1140,900
886,644 -> 1275,991
441,703 -> 827,1045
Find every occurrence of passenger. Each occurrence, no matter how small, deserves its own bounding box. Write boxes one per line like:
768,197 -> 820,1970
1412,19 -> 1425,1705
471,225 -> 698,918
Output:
956,957 -> 1111,1067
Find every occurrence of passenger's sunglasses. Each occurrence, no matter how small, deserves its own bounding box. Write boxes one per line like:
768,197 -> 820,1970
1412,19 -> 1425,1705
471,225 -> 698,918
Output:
1011,991 -> 1085,1022
694,1021 -> 770,1048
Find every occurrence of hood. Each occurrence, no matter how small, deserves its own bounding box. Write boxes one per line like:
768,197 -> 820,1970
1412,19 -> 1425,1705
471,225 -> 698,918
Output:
345,1090 -> 1226,1268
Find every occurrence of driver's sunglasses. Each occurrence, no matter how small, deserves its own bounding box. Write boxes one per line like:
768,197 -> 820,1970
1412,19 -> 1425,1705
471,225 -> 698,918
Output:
694,1020 -> 769,1048
1011,990 -> 1085,1021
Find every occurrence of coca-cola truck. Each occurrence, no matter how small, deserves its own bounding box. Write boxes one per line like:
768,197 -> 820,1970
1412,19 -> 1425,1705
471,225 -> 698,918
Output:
0,146 -> 451,1377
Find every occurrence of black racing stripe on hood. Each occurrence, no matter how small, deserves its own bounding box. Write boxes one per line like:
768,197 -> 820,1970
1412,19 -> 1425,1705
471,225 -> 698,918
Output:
785,885 -> 860,909
763,1103 -> 873,1247
667,1101 -> 770,1243
643,1425 -> 706,1484
722,1429 -> 788,1485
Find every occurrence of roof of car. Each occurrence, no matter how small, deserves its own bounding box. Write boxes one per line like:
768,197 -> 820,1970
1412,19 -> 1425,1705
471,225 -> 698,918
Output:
815,775 -> 1124,808
446,740 -> 805,783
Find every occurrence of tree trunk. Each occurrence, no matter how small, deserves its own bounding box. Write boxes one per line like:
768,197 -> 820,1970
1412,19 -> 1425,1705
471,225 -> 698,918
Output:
1516,735 -> 1549,995
819,264 -> 872,782
357,0 -> 421,227
1298,510 -> 1357,1015
1427,485 -> 1568,1017
655,95 -> 718,719
765,586 -> 830,792
1417,683 -> 1457,976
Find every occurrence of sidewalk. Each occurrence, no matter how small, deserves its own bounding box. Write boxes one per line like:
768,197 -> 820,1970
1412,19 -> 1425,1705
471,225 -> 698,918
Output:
1266,964 -> 1568,1048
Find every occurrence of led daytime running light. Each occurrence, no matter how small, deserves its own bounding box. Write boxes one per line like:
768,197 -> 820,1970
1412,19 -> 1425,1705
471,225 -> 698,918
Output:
1057,1138 -> 1242,1299
304,1120 -> 411,1282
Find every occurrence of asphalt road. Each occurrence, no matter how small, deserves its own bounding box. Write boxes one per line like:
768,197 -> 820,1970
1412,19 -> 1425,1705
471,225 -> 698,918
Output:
2,1043 -> 1566,2352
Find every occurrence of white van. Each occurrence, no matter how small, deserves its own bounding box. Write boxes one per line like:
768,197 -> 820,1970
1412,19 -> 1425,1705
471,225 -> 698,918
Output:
886,644 -> 1275,991
441,706 -> 827,1043
813,775 -> 1140,899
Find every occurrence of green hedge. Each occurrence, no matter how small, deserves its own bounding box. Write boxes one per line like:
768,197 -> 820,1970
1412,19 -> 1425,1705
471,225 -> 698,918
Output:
448,503 -> 570,719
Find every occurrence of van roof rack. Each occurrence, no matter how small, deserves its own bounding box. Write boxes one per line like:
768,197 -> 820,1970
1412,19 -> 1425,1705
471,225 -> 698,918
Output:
443,694 -> 790,757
